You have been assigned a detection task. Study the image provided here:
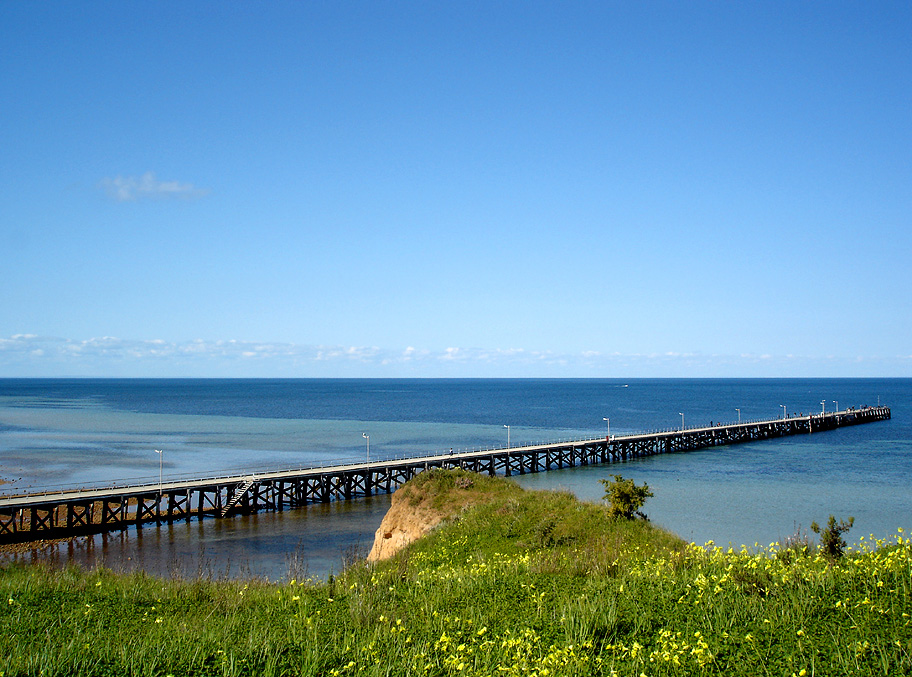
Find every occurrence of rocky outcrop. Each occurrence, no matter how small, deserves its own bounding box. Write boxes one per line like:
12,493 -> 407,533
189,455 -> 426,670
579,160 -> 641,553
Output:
367,469 -> 492,562
366,487 -> 448,562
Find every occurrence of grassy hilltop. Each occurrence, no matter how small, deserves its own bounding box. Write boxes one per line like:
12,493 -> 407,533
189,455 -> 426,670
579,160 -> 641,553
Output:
1,468 -> 911,676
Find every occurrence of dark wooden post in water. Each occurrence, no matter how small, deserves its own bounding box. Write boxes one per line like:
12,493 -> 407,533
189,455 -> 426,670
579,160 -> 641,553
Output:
0,406 -> 891,544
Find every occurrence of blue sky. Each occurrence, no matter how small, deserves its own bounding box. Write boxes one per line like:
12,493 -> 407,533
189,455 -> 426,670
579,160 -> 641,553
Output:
2,2 -> 910,377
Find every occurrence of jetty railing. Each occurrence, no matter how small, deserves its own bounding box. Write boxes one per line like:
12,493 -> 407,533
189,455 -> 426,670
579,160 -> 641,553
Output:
0,406 -> 891,544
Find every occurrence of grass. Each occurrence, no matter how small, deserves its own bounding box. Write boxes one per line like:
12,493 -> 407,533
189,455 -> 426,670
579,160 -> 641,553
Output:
1,468 -> 911,676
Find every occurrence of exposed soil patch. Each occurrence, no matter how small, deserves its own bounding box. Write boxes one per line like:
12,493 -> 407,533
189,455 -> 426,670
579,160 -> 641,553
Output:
367,469 -> 513,562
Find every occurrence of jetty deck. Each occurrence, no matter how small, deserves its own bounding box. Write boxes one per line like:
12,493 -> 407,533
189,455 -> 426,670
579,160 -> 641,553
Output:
0,406 -> 891,544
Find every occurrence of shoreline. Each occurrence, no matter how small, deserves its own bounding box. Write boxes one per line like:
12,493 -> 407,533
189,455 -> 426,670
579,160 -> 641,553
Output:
0,538 -> 73,556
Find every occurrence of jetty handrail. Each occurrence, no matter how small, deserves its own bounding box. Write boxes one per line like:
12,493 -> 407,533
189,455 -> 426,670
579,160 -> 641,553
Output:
0,407 -> 889,502
0,406 -> 891,543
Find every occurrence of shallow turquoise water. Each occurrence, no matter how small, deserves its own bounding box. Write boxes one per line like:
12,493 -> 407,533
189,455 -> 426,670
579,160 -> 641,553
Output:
1,378 -> 909,579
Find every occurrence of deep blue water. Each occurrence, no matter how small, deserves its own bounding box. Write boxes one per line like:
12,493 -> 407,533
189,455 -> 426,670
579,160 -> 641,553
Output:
1,378 -> 909,579
1,377 -> 895,428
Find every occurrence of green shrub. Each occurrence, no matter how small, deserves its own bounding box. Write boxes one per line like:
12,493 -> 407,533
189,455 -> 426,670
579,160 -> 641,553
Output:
811,514 -> 854,560
599,474 -> 653,520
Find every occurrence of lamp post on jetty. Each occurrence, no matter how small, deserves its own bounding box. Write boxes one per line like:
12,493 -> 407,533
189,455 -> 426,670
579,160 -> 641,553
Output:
780,404 -> 786,420
820,400 -> 826,414
504,425 -> 511,448
833,400 -> 839,413
362,433 -> 370,463
603,417 -> 610,440
678,412 -> 684,430
735,408 -> 741,423
154,449 -> 163,499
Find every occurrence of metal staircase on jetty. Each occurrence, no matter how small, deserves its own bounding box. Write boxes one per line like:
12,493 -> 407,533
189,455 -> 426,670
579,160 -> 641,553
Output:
220,477 -> 257,517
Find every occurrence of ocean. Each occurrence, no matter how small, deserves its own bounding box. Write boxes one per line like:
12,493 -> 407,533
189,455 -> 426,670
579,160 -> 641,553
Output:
1,378 -> 909,580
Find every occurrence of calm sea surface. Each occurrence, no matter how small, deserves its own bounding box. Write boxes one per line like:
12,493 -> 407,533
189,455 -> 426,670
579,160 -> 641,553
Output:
1,378 -> 909,579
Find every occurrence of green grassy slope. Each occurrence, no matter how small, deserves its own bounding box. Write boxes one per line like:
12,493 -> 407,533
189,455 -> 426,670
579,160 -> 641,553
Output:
2,469 -> 910,676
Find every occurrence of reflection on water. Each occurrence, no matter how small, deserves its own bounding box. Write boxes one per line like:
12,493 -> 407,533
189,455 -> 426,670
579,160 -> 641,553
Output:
2,493 -> 393,581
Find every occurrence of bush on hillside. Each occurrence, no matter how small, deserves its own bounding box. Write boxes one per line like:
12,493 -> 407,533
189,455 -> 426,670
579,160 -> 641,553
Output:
811,514 -> 854,561
599,474 -> 653,520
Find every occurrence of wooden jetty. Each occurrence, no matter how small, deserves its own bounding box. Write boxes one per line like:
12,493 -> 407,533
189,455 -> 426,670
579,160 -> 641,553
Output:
0,406 -> 891,544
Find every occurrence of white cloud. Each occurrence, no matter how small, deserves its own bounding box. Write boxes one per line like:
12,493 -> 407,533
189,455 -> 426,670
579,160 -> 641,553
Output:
99,172 -> 209,202
0,335 -> 909,378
